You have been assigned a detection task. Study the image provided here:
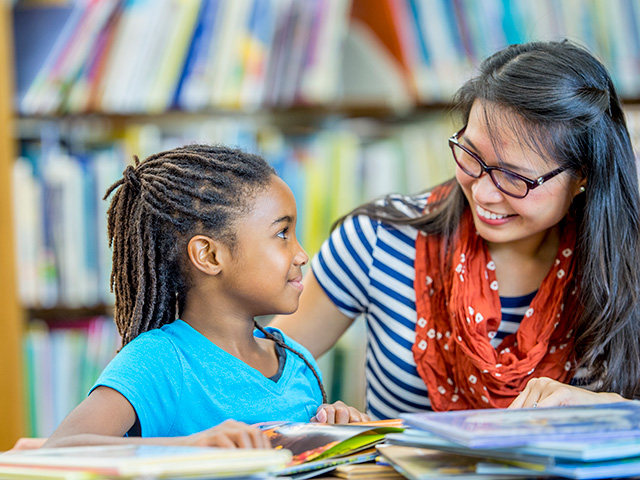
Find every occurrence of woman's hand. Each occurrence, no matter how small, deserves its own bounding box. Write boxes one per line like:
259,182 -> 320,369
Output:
508,377 -> 626,409
183,420 -> 272,449
311,401 -> 371,424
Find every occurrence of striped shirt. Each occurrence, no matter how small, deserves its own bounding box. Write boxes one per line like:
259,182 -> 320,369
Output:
311,194 -> 535,419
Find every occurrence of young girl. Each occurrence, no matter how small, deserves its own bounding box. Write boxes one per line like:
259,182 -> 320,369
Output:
272,40 -> 640,417
44,145 -> 369,449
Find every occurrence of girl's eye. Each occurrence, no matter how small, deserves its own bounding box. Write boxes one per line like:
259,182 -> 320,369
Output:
277,227 -> 289,240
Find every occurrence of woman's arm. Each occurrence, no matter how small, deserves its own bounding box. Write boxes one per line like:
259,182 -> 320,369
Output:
270,271 -> 354,358
43,386 -> 270,449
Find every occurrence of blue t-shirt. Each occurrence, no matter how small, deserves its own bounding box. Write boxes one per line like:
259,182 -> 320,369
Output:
91,320 -> 323,437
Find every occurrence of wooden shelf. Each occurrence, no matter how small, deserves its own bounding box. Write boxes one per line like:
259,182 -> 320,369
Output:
0,3 -> 25,450
28,305 -> 114,323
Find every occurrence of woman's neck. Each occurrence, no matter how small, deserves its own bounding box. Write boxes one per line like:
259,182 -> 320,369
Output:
486,226 -> 560,297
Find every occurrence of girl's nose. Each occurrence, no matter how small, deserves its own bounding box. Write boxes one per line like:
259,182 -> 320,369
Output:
294,243 -> 309,266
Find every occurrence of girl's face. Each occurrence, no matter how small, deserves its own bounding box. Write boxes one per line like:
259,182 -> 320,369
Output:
455,101 -> 584,250
222,175 -> 308,317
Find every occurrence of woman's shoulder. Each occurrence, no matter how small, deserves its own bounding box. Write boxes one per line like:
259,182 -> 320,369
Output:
372,191 -> 431,218
341,192 -> 429,238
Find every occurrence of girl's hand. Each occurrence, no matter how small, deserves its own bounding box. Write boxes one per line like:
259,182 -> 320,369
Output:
508,376 -> 626,409
311,401 -> 371,424
183,420 -> 272,449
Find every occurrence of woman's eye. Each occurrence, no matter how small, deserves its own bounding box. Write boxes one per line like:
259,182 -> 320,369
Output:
277,228 -> 289,239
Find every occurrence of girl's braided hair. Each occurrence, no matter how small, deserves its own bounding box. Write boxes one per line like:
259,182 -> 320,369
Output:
104,144 -> 326,402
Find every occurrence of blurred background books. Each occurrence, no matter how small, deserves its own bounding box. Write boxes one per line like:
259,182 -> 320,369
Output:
5,0 -> 640,446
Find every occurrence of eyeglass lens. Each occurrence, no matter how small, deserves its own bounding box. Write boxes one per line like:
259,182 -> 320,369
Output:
451,143 -> 529,197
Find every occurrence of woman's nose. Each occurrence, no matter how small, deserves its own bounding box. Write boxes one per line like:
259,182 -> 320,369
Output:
471,172 -> 504,203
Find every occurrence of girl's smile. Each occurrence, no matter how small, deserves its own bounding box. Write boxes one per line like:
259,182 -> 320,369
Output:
288,275 -> 304,292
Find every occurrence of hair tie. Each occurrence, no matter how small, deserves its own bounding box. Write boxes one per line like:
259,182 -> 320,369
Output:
123,164 -> 142,193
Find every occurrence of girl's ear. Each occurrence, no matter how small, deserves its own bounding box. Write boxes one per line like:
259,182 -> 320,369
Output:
187,235 -> 227,275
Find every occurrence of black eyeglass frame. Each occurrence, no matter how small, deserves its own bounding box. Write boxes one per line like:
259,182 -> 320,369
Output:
448,126 -> 566,199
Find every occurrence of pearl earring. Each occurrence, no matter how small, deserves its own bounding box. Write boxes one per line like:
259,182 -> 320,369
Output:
579,186 -> 586,193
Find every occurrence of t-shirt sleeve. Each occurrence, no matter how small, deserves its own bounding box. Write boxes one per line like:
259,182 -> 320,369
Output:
90,333 -> 183,437
311,214 -> 378,319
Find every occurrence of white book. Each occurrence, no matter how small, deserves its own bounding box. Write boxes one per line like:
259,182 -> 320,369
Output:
338,21 -> 413,110
43,154 -> 88,307
11,157 -> 42,307
92,149 -> 124,305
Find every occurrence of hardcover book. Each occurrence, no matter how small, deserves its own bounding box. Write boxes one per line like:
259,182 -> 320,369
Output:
400,401 -> 640,448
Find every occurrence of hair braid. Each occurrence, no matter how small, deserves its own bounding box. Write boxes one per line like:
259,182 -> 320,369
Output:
104,145 -> 276,346
253,321 -> 328,404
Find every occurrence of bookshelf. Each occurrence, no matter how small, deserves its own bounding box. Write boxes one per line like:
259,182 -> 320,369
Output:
5,0 -> 640,447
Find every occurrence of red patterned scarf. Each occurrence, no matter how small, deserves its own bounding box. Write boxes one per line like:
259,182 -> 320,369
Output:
413,188 -> 579,411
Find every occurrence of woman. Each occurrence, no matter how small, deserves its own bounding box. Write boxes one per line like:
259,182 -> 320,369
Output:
271,40 -> 640,418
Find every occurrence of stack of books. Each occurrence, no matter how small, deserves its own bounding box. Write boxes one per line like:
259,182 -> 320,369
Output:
378,401 -> 640,479
0,420 -> 404,480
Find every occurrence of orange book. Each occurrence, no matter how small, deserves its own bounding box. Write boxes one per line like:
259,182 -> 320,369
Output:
349,0 -> 418,99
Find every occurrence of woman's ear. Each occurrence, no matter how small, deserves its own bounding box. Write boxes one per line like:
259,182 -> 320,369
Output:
187,235 -> 227,275
573,178 -> 587,197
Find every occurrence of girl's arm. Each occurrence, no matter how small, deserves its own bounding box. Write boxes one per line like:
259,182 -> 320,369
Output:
270,271 -> 353,359
43,386 -> 271,449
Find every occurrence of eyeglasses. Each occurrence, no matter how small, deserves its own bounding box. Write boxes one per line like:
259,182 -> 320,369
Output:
448,127 -> 566,198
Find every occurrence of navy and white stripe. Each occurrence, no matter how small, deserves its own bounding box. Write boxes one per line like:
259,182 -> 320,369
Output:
312,193 -> 534,419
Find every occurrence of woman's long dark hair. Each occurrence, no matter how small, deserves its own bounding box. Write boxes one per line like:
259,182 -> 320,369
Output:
337,40 -> 640,398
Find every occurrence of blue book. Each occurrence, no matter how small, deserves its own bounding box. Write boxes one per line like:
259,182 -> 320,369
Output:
174,0 -> 221,110
12,4 -> 77,111
400,401 -> 640,449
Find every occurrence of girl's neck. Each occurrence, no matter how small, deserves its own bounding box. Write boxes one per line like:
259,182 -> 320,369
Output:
180,303 -> 258,354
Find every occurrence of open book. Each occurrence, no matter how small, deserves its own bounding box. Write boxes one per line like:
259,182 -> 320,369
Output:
0,444 -> 291,479
262,419 -> 403,478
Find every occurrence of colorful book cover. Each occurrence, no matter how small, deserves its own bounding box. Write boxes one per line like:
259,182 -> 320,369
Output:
400,401 -> 640,449
260,419 -> 403,466
238,0 -> 279,110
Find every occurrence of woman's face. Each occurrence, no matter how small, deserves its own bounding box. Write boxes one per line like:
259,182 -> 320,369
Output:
455,101 -> 585,249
